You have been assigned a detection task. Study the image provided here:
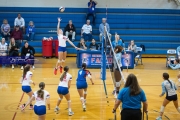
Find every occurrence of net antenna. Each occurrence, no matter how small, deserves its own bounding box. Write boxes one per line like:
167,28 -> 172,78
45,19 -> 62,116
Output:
104,25 -> 125,81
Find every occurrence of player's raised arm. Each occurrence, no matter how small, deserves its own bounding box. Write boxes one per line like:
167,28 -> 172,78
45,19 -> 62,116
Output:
57,18 -> 61,34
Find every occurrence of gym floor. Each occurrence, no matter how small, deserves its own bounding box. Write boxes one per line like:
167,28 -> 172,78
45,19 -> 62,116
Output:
0,57 -> 179,120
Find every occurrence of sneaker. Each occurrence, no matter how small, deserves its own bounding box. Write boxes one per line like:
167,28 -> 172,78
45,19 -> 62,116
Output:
20,104 -> 25,109
12,65 -> 14,69
112,90 -> 116,95
29,104 -> 33,110
54,68 -> 58,75
60,66 -> 63,73
21,66 -> 23,70
156,116 -> 162,120
32,66 -> 35,69
68,111 -> 74,116
83,104 -> 86,111
54,107 -> 60,112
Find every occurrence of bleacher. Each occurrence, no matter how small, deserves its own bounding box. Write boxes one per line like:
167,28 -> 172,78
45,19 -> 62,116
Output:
0,7 -> 180,56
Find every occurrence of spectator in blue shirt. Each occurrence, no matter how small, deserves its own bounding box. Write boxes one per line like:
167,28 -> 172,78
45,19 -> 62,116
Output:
86,0 -> 97,25
112,74 -> 148,120
112,34 -> 125,52
99,18 -> 111,41
168,58 -> 180,70
26,21 -> 35,41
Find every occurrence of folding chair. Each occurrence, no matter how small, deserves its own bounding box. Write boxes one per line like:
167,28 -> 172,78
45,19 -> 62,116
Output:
166,49 -> 176,67
135,47 -> 143,65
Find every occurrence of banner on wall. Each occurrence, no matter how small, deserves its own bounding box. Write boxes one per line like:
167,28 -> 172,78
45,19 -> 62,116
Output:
80,52 -> 133,68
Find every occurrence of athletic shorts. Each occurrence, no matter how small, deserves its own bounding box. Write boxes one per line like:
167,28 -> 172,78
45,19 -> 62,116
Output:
34,105 -> 46,115
121,109 -> 142,120
58,46 -> 66,52
115,67 -> 123,71
166,94 -> 177,101
57,86 -> 69,95
22,86 -> 32,93
76,81 -> 88,89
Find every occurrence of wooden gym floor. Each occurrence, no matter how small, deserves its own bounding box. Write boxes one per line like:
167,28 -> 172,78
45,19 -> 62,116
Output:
0,57 -> 180,120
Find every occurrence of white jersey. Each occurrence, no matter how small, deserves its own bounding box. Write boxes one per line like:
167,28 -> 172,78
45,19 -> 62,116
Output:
33,90 -> 50,106
58,34 -> 67,47
161,80 -> 177,96
58,73 -> 72,87
21,71 -> 33,86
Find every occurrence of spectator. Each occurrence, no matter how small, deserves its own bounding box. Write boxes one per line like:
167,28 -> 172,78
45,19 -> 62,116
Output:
128,40 -> 137,66
167,58 -> 180,70
14,13 -> 25,33
10,25 -> 23,47
9,38 -> 19,69
0,38 -> 8,67
112,34 -> 125,49
21,41 -> 35,70
86,0 -> 98,25
81,20 -> 92,42
65,20 -> 76,41
89,39 -> 98,50
112,74 -> 148,120
26,21 -> 35,41
77,38 -> 87,50
0,38 -> 8,56
1,19 -> 10,41
99,18 -> 111,42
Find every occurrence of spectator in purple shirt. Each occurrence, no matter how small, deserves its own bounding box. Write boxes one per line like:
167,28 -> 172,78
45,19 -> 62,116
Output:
1,19 -> 11,41
10,25 -> 23,47
86,0 -> 98,25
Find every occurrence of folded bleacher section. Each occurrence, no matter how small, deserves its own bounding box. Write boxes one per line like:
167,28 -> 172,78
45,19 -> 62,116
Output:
0,7 -> 180,56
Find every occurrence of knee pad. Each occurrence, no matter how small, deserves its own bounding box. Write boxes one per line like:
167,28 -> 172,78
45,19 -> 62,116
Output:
160,106 -> 165,113
62,59 -> 65,62
116,82 -> 121,87
80,97 -> 84,100
58,60 -> 61,63
59,98 -> 62,101
84,91 -> 87,94
67,100 -> 71,103
177,107 -> 180,113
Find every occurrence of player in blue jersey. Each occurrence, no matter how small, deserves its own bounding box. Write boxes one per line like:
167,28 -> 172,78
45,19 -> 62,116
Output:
76,63 -> 94,111
112,46 -> 123,95
156,73 -> 180,120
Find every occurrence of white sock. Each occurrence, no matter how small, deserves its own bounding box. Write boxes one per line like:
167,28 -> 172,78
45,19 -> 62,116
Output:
68,108 -> 72,112
177,107 -> 180,113
56,106 -> 59,108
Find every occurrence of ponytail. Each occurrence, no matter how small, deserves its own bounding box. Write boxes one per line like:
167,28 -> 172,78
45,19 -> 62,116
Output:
37,82 -> 45,99
82,63 -> 87,70
163,72 -> 173,88
23,65 -> 30,79
60,72 -> 67,81
167,79 -> 173,88
60,66 -> 69,81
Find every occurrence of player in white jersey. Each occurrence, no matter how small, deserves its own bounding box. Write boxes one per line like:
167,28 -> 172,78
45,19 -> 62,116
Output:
20,65 -> 35,110
156,73 -> 180,120
54,66 -> 74,116
54,18 -> 80,75
21,82 -> 50,120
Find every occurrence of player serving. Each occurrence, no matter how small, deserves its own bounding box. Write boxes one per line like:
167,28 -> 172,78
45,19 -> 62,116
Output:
54,17 -> 80,75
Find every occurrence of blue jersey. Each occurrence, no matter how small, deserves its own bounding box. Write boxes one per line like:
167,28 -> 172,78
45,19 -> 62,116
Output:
76,69 -> 91,82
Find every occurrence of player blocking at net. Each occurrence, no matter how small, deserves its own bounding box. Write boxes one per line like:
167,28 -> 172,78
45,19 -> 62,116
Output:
54,18 -> 80,75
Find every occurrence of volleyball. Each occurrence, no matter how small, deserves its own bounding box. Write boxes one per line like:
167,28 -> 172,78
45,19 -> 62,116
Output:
59,6 -> 65,12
